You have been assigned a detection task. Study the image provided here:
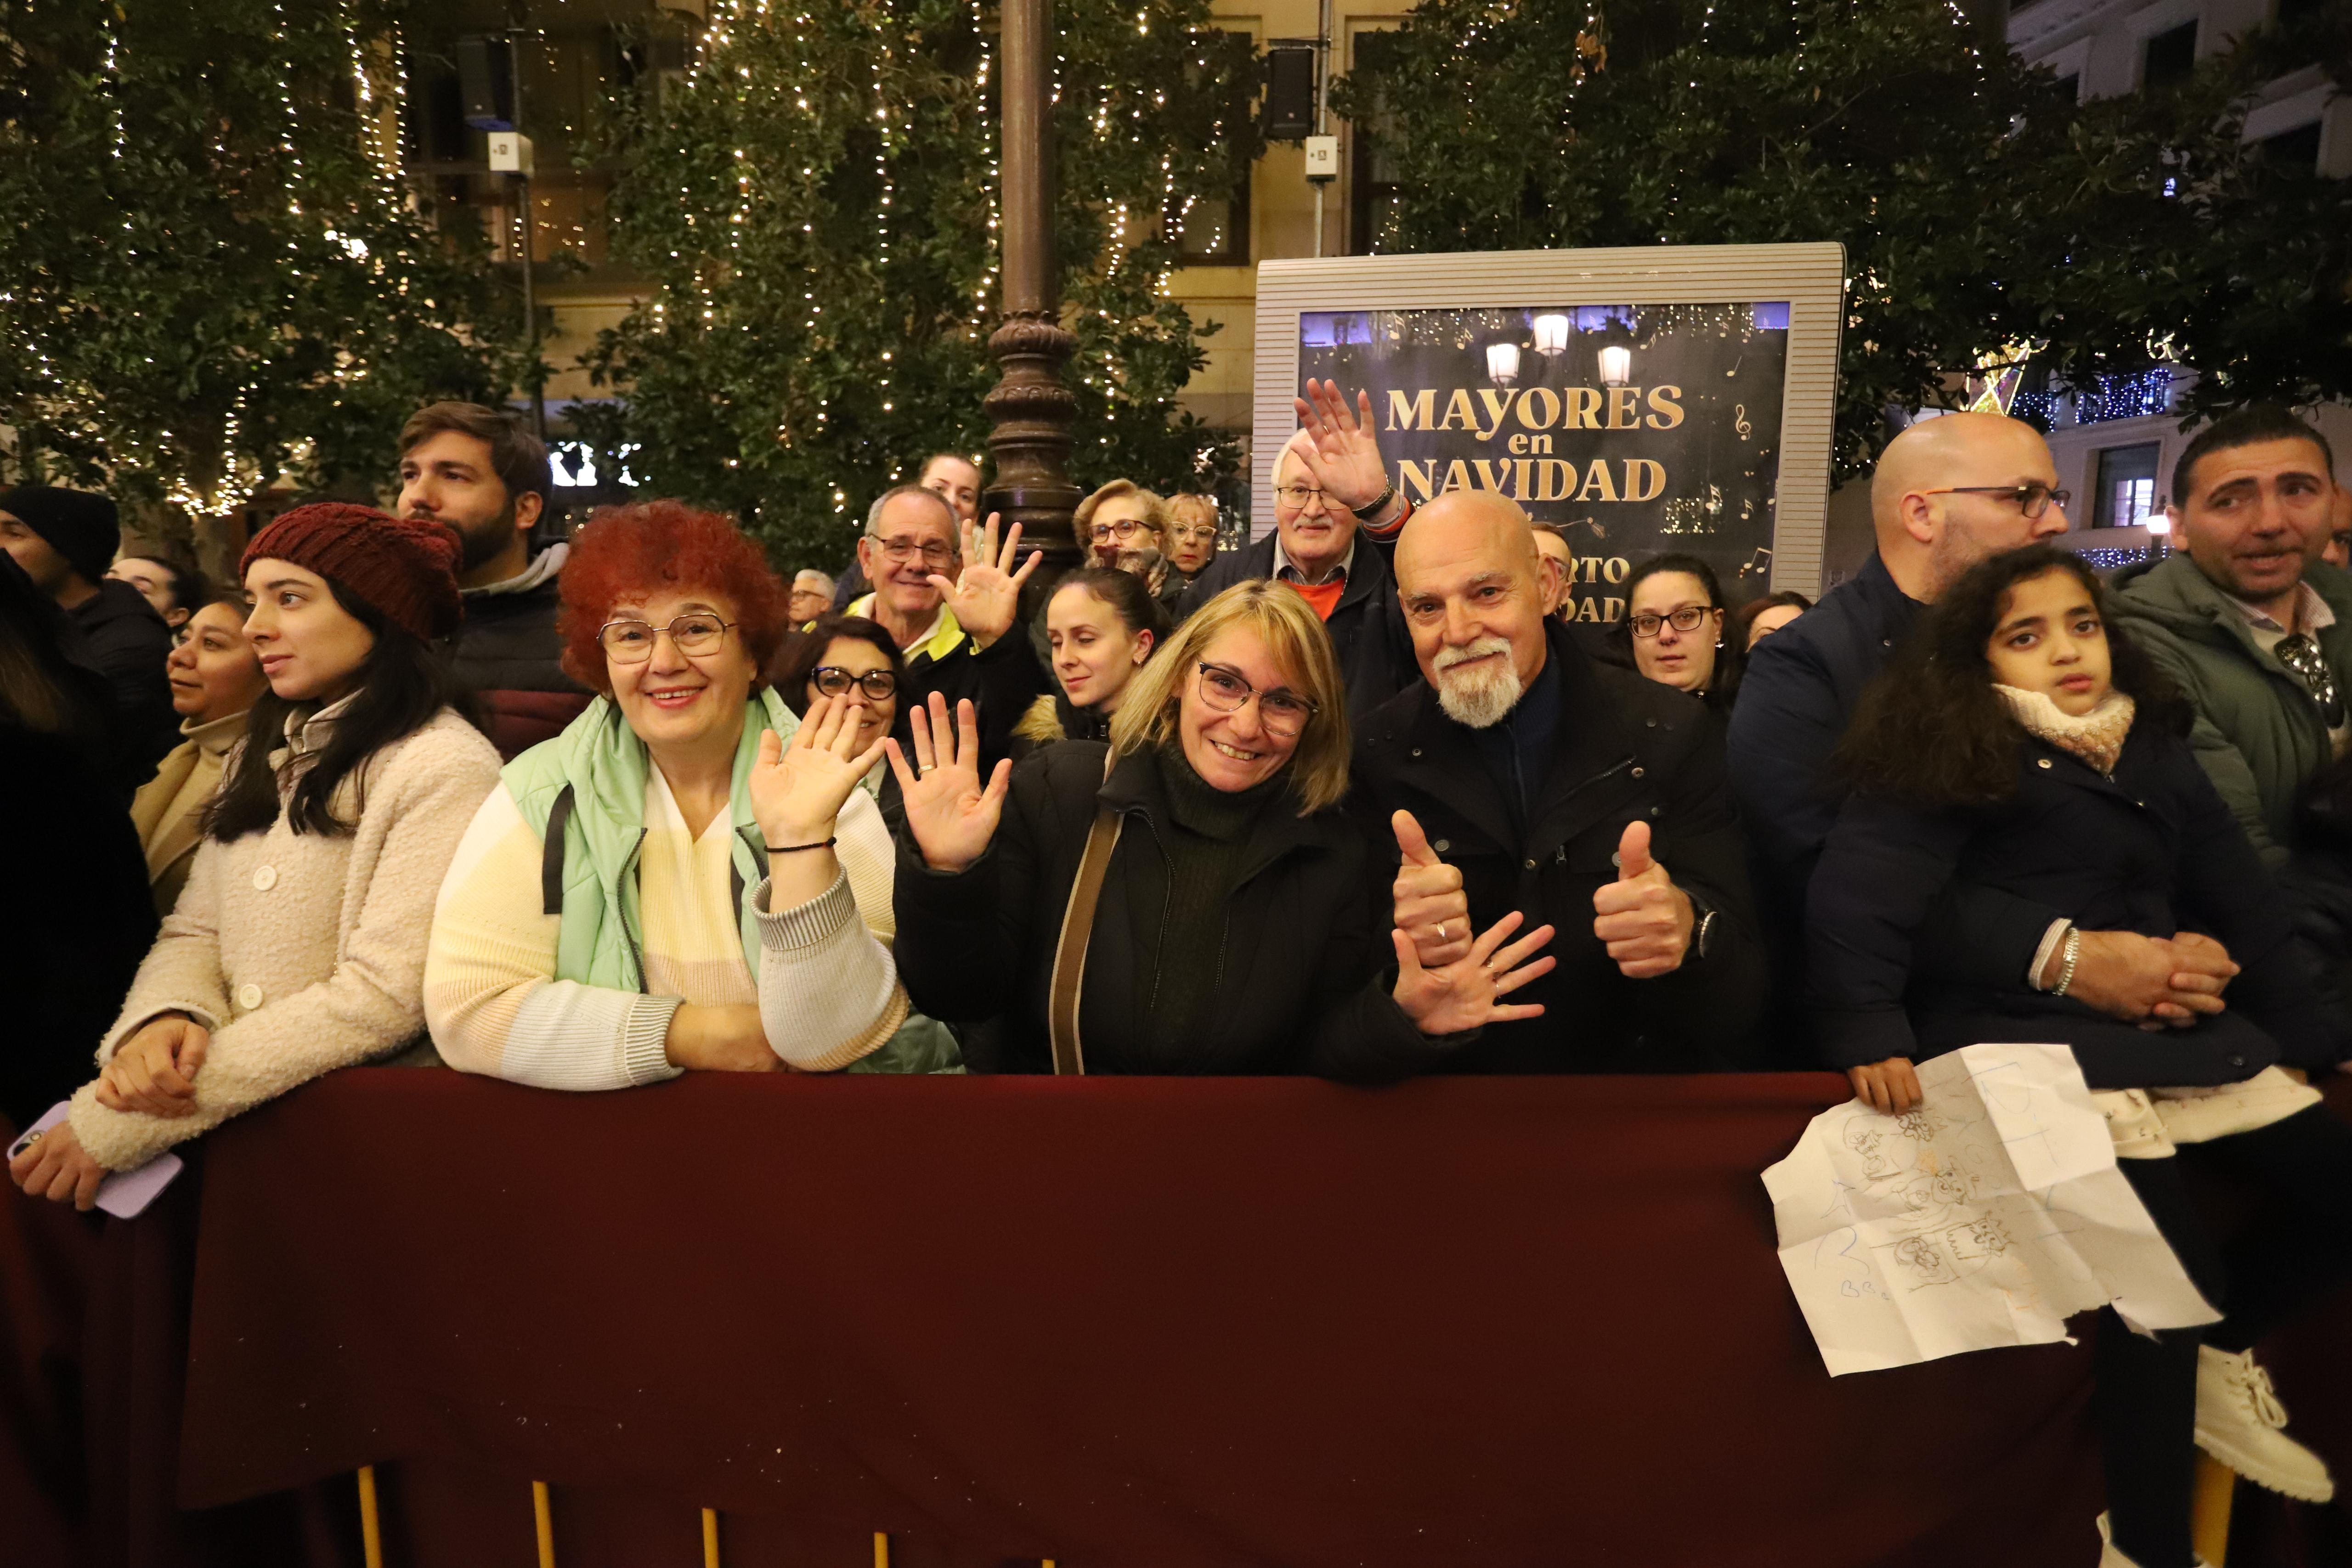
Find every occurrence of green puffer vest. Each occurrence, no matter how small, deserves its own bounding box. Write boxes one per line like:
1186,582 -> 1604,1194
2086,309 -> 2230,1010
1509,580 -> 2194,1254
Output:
501,691 -> 962,1073
2108,553 -> 2352,867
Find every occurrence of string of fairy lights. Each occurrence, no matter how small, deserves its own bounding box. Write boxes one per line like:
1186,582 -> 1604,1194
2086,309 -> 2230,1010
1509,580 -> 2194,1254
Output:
18,6 -> 454,519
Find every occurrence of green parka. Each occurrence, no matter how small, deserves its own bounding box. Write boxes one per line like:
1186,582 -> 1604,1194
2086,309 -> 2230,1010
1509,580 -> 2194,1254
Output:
2106,553 -> 2352,868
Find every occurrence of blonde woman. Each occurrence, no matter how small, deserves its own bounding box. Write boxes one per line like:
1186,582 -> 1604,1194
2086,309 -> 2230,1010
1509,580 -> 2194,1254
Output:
890,581 -> 1553,1077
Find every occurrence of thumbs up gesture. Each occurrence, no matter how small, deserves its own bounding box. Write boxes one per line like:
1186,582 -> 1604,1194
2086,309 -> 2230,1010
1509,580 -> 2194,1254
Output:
1391,809 -> 1473,968
1592,819 -> 1695,979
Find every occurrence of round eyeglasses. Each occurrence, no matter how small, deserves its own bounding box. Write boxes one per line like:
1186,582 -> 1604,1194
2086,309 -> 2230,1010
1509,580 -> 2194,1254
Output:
599,613 -> 734,663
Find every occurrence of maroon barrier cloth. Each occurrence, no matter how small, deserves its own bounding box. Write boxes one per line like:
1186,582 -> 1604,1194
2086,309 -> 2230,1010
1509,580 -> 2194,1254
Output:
168,1067 -> 2146,1568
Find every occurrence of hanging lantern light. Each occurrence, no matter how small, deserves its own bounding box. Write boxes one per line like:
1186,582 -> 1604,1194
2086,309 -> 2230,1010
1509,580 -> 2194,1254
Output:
1486,341 -> 1522,387
1532,313 -> 1571,355
1596,344 -> 1634,387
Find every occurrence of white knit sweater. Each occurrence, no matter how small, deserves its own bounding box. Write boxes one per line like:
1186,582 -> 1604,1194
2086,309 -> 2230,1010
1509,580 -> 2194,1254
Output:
69,704 -> 502,1170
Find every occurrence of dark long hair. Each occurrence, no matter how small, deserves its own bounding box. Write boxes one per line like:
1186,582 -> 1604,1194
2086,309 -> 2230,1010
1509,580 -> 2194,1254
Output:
773,614 -> 907,717
1836,545 -> 2190,809
207,577 -> 472,841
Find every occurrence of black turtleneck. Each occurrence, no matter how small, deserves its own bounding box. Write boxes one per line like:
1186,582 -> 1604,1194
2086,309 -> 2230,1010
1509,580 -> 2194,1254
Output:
1141,744 -> 1286,1057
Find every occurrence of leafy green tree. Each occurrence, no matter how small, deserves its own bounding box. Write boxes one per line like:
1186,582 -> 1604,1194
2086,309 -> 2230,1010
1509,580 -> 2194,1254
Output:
1338,0 -> 2352,478
579,0 -> 1256,570
0,0 -> 526,536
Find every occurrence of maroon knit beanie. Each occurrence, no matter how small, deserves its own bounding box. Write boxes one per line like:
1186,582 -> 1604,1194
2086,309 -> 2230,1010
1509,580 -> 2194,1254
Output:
240,503 -> 463,644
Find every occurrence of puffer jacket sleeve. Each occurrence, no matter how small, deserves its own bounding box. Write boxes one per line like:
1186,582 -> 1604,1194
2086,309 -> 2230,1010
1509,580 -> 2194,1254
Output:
70,722 -> 502,1170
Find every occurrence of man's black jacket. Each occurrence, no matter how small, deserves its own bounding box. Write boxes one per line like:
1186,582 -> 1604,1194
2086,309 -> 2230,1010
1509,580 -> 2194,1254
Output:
66,578 -> 178,790
1345,620 -> 1769,1073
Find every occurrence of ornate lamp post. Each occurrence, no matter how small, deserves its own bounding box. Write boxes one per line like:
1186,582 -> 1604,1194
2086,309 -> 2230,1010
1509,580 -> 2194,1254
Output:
982,0 -> 1084,572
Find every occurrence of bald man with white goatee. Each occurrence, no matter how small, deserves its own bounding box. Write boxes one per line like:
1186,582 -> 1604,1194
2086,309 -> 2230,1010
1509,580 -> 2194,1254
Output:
1727,411 -> 2236,1060
1336,490 -> 1770,1075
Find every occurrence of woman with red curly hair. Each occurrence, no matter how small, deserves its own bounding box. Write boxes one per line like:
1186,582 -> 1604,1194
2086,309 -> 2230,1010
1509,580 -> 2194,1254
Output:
424,501 -> 960,1086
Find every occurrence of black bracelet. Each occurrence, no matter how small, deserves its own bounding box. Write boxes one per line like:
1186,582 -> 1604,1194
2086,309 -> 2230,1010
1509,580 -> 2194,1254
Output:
769,837 -> 836,853
1359,481 -> 1398,519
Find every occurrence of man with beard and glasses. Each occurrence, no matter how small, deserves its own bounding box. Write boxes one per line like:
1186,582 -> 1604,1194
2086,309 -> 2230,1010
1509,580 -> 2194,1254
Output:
1339,490 -> 1767,1074
396,401 -> 590,757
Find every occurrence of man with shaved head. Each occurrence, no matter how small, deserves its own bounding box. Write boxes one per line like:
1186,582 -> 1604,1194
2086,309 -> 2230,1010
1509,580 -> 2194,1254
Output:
1730,411 -> 2238,1055
1336,490 -> 1768,1074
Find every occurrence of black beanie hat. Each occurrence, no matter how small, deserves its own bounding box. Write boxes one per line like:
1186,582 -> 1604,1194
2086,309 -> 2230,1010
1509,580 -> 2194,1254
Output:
0,486 -> 120,586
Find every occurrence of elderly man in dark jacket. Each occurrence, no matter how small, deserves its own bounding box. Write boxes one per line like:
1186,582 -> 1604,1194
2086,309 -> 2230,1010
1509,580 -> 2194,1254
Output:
1341,490 -> 1768,1072
0,485 -> 178,792
1182,389 -> 1421,720
1727,411 -> 2236,1049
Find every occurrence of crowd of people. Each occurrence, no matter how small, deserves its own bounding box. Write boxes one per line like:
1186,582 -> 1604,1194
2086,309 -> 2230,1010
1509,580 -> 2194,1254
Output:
3,384 -> 2351,1568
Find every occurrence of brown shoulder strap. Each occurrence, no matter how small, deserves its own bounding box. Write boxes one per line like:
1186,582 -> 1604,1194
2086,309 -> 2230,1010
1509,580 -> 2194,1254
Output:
1047,804 -> 1121,1076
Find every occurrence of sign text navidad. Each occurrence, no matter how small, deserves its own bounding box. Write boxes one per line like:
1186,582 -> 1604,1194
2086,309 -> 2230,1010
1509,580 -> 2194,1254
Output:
1383,382 -> 1686,623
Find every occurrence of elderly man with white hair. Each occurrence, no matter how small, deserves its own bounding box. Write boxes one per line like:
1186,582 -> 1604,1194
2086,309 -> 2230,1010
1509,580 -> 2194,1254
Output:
1178,380 -> 1421,718
788,569 -> 836,626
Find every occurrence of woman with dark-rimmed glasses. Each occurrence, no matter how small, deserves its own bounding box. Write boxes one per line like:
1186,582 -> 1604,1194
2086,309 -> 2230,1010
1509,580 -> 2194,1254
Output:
425,502 -> 959,1087
775,613 -> 910,830
890,580 -> 1552,1077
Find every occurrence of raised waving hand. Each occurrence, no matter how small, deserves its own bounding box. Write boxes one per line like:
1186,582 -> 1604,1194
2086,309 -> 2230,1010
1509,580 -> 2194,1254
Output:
748,694 -> 888,854
1289,379 -> 1394,514
887,693 -> 1012,874
926,511 -> 1040,649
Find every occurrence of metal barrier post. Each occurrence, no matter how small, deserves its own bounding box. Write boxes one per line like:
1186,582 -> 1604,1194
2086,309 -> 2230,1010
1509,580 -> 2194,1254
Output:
356,1467 -> 383,1568
2191,1453 -> 2234,1565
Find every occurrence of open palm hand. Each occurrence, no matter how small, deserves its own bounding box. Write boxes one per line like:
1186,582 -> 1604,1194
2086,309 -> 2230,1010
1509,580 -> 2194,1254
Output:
748,695 -> 886,849
926,511 -> 1040,647
1391,910 -> 1557,1037
886,693 -> 1011,874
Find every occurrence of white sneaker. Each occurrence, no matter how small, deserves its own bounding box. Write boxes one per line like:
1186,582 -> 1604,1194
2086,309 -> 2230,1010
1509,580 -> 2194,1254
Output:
2194,1344 -> 2336,1502
2095,1510 -> 2214,1568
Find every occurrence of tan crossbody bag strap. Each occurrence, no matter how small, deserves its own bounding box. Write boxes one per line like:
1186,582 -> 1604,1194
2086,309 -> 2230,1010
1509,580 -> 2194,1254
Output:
1047,804 -> 1121,1076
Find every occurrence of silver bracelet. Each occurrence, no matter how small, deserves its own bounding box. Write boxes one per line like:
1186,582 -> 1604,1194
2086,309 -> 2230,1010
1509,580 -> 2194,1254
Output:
2052,928 -> 2084,997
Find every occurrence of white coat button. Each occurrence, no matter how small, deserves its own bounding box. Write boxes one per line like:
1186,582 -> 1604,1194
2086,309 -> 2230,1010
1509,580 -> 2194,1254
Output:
2037,758 -> 2052,769
236,983 -> 264,1010
252,864 -> 278,891
1433,839 -> 1450,853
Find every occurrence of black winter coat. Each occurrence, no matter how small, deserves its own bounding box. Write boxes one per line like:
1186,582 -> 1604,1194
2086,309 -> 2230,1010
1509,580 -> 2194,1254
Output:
893,741 -> 1435,1078
454,575 -> 592,760
1807,721 -> 2346,1087
1344,621 -> 1770,1073
65,578 -> 179,791
1180,532 -> 1421,722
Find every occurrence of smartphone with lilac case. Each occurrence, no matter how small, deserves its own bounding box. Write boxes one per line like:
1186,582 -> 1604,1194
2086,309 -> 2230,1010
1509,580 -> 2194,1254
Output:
6,1102 -> 184,1219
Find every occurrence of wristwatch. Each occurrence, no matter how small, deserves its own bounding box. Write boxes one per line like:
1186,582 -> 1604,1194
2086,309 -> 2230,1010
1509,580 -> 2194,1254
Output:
1686,891 -> 1718,962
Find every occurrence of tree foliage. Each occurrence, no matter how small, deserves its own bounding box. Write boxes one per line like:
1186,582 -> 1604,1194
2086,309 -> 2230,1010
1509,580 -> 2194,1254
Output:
0,0 -> 526,534
579,0 -> 1257,572
1337,0 -> 2352,479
